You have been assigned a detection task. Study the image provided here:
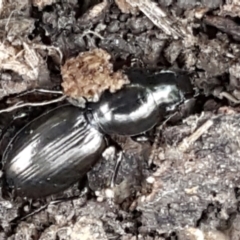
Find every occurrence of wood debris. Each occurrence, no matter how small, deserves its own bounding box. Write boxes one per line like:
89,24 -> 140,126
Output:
78,0 -> 110,25
0,41 -> 49,82
115,0 -> 191,39
178,119 -> 214,152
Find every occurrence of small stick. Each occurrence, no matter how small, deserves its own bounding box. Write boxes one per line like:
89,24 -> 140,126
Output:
18,200 -> 63,222
11,188 -> 88,223
16,89 -> 63,97
126,0 -> 189,39
178,119 -> 214,152
81,30 -> 104,40
0,95 -> 66,114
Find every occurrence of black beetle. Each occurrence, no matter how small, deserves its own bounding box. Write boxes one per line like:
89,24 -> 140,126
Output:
2,70 -> 194,199
2,105 -> 106,198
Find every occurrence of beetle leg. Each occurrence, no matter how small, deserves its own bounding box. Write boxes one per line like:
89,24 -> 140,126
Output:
110,151 -> 124,188
149,112 -> 178,165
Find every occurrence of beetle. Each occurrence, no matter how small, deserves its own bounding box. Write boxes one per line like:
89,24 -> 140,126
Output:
2,105 -> 106,198
1,70 -> 195,199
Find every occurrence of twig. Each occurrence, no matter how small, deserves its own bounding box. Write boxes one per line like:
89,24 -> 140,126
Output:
18,199 -> 64,222
16,89 -> 63,97
11,189 -> 88,223
0,95 -> 66,114
5,9 -> 16,31
178,119 -> 214,152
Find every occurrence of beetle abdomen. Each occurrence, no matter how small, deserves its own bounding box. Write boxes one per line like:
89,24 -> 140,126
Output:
3,105 -> 106,198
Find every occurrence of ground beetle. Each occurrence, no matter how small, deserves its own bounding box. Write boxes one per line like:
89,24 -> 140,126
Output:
2,70 -> 194,199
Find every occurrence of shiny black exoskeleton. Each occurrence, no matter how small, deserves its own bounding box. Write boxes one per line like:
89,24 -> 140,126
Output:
89,70 -> 194,136
2,70 -> 194,199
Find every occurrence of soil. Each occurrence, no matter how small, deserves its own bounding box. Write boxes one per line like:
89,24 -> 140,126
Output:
1,0 -> 240,239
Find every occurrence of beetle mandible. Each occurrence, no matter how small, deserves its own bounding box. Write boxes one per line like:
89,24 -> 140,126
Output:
2,70 -> 194,199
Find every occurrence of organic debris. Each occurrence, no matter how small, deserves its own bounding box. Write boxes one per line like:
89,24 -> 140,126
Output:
61,48 -> 129,101
1,0 -> 240,239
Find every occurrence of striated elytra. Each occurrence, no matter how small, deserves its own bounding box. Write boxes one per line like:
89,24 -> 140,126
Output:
3,105 -> 106,198
2,70 -> 194,199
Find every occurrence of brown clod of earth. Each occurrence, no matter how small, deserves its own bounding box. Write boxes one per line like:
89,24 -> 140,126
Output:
61,48 -> 130,101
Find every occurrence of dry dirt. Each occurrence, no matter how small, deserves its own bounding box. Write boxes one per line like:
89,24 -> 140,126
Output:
1,0 -> 240,239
